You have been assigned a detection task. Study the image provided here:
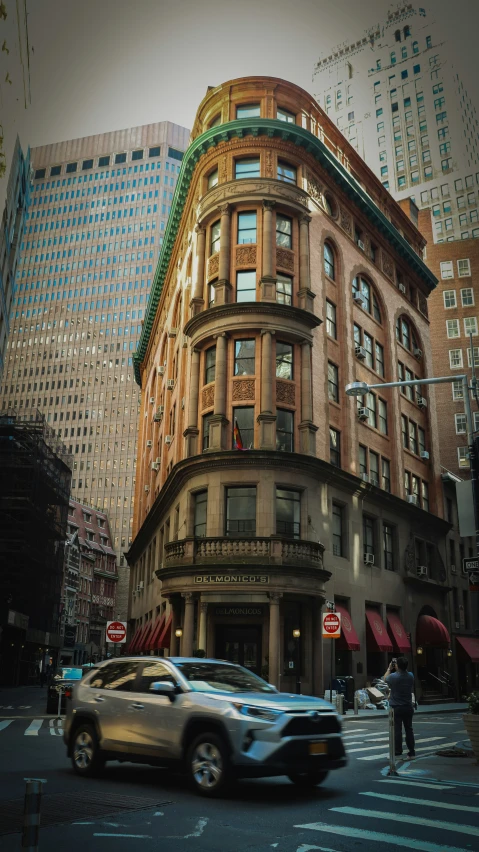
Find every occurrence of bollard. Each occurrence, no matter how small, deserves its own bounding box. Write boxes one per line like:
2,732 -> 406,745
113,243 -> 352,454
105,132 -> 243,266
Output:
22,778 -> 47,851
335,693 -> 344,716
387,707 -> 399,777
57,685 -> 62,718
353,691 -> 359,715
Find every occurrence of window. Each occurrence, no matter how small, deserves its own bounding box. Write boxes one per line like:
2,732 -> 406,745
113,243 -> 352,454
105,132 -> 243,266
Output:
467,347 -> 479,368
449,349 -> 463,369
50,165 -> 61,176
208,280 -> 217,308
149,146 -> 161,158
209,114 -> 221,128
455,413 -> 467,434
276,342 -> 293,380
382,458 -> 391,493
458,259 -> 471,277
409,420 -> 418,454
276,409 -> 294,452
413,64 -> 420,74
226,487 -> 256,536
359,444 -> 367,476
459,289 -> 473,309
330,428 -> 340,467
194,491 -> 207,537
277,107 -> 296,123
352,277 -> 381,322
236,270 -> 256,302
364,332 -> 374,369
421,481 -> 429,512
202,413 -> 214,450
205,347 -> 216,384
91,661 -> 139,692
276,214 -> 292,248
443,290 -> 456,308
276,274 -> 292,306
458,447 -> 470,468
323,241 -> 337,280
137,662 -> 175,692
237,211 -> 257,244
207,168 -> 218,189
464,317 -> 478,336
369,451 -> 379,486
237,103 -> 260,118
115,153 -> 127,164
234,339 -> 255,375
332,503 -> 344,556
375,342 -> 385,377
396,316 -> 418,351
390,52 -> 397,65
210,220 -> 220,255
401,414 -> 408,449
66,162 -> 77,173
363,516 -> 375,558
328,362 -> 339,402
378,398 -> 388,435
233,407 -> 254,450
276,489 -> 300,538
98,155 -> 110,167
132,149 -> 143,161
326,301 -> 337,338
366,392 -> 377,428
277,161 -> 296,184
82,159 -> 93,170
235,158 -> 260,179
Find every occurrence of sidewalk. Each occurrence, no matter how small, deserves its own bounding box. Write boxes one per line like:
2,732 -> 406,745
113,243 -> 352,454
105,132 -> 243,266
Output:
391,739 -> 479,787
0,685 -> 48,716
342,701 -> 468,721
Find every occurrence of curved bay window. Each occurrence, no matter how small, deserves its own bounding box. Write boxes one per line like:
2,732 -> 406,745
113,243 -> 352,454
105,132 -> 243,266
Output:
226,486 -> 256,536
237,211 -> 257,244
276,214 -> 292,249
276,409 -> 294,452
276,488 -> 300,538
194,491 -> 207,537
235,158 -> 260,179
352,276 -> 381,323
234,339 -> 255,375
233,406 -> 254,449
396,314 -> 419,353
324,242 -> 336,280
276,342 -> 293,380
277,160 -> 296,185
210,220 -> 220,255
202,412 -> 214,451
205,346 -> 216,384
276,273 -> 292,306
236,270 -> 257,302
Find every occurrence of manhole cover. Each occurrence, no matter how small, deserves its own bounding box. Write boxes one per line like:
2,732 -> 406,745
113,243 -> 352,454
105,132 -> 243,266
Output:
0,792 -> 170,835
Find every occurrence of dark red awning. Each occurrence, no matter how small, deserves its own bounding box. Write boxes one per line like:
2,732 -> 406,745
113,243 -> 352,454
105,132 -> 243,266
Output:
137,621 -> 154,653
146,613 -> 165,651
365,609 -> 393,652
387,612 -> 411,653
131,622 -> 149,654
126,624 -> 141,653
158,613 -> 172,649
456,635 -> 479,663
335,604 -> 360,651
416,614 -> 450,649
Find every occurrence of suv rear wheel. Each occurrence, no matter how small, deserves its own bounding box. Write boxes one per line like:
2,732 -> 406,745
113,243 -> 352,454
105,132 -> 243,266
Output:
288,770 -> 328,787
71,723 -> 105,777
187,732 -> 231,797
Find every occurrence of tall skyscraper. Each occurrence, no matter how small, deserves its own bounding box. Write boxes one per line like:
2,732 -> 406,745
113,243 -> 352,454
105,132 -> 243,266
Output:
313,3 -> 479,244
0,121 -> 190,616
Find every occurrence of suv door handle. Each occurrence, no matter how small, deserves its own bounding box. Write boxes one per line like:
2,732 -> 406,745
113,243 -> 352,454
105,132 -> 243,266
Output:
131,703 -> 144,710
94,696 -> 105,703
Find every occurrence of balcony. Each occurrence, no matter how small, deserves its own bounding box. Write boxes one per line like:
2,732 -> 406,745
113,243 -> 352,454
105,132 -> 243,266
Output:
163,536 -> 324,571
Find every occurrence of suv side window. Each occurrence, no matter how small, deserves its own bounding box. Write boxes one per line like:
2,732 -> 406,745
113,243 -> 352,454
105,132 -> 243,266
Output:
89,661 -> 139,691
137,661 -> 175,693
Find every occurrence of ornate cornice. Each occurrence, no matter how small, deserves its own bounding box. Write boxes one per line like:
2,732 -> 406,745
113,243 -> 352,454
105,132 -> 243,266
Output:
183,301 -> 321,347
133,118 -> 437,385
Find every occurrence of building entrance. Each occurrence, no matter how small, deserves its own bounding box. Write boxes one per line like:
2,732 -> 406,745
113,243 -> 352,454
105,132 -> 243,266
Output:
215,624 -> 262,676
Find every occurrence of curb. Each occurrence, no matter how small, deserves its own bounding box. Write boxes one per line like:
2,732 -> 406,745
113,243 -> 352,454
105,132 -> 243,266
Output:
342,706 -> 466,722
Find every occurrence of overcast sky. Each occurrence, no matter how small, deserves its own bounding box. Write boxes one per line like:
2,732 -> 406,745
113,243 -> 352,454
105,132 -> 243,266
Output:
3,0 -> 479,163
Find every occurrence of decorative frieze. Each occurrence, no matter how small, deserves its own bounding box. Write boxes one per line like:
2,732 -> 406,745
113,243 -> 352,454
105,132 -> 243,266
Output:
232,379 -> 255,400
339,206 -> 353,236
207,254 -> 219,278
202,385 -> 215,409
276,247 -> 294,272
236,245 -> 257,266
276,380 -> 295,406
381,251 -> 394,280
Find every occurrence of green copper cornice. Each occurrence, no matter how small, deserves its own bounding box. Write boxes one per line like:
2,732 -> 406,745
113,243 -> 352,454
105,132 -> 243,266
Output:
134,119 -> 436,385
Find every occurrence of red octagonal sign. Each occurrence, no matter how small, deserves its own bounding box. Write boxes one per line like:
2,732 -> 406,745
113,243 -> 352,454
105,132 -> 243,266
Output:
106,621 -> 127,643
322,612 -> 341,639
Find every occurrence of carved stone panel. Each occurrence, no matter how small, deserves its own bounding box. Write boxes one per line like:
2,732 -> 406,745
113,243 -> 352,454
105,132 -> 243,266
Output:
208,254 -> 219,279
265,150 -> 274,179
276,247 -> 294,272
307,173 -> 323,204
236,245 -> 257,266
232,379 -> 255,400
202,385 -> 215,409
339,206 -> 353,236
381,251 -> 394,280
276,381 -> 295,405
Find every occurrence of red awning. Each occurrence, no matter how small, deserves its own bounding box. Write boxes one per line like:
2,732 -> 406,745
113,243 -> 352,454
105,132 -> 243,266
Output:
335,604 -> 360,651
456,635 -> 479,663
131,622 -> 149,654
158,613 -> 172,649
387,612 -> 411,653
146,613 -> 165,651
365,609 -> 393,652
137,621 -> 154,653
126,624 -> 141,653
416,614 -> 450,649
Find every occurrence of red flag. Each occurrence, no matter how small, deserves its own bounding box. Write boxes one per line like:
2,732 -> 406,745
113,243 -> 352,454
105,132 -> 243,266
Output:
233,419 -> 246,451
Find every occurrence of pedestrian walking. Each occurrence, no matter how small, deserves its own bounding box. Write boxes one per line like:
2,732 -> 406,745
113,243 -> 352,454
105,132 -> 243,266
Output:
384,656 -> 415,758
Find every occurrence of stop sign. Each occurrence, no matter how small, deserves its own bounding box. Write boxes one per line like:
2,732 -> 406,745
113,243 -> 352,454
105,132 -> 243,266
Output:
322,612 -> 341,638
106,621 -> 127,643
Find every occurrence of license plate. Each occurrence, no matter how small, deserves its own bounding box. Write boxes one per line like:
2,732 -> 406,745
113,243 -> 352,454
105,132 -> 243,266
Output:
309,741 -> 327,755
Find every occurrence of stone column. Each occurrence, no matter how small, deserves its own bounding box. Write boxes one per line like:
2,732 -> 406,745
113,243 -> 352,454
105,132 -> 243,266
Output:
190,225 -> 206,316
260,201 -> 276,301
299,340 -> 317,455
298,214 -> 315,312
268,592 -> 282,689
198,601 -> 208,654
184,347 -> 200,456
207,333 -> 228,451
312,598 -> 324,697
181,592 -> 195,657
215,204 -> 233,305
258,330 -> 276,450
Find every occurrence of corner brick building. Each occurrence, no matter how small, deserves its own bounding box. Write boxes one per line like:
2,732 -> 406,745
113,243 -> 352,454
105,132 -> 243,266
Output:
126,77 -> 477,698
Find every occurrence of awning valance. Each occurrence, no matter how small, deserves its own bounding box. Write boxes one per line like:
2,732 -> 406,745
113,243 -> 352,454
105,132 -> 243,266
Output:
137,621 -> 154,653
416,614 -> 450,649
146,613 -> 165,651
126,624 -> 141,653
387,612 -> 411,653
335,604 -> 360,651
158,613 -> 172,649
456,635 -> 479,663
366,609 -> 393,652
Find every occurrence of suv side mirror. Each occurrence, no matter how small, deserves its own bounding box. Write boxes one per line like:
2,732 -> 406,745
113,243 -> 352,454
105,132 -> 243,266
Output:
150,680 -> 177,700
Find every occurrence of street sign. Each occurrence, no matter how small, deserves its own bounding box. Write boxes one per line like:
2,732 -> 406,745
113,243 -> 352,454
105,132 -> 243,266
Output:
106,621 -> 127,643
463,557 -> 479,574
322,612 -> 341,639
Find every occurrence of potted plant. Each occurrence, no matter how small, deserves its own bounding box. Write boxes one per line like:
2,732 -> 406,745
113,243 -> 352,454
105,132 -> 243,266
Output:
463,691 -> 479,763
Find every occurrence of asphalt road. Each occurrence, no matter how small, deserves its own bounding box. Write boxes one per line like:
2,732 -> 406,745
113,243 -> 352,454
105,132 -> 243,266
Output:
0,689 -> 477,852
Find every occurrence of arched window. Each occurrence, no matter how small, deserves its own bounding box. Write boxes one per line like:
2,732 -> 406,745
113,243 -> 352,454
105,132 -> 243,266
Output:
404,25 -> 410,39
395,29 -> 401,42
324,242 -> 335,279
396,315 -> 419,352
323,193 -> 336,217
352,276 -> 381,323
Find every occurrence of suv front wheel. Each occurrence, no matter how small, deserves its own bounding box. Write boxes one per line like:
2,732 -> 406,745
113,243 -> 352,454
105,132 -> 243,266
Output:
71,723 -> 105,777
187,732 -> 231,797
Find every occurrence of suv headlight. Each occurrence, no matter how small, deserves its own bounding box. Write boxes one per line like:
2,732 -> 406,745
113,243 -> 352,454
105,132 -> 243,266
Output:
232,704 -> 282,722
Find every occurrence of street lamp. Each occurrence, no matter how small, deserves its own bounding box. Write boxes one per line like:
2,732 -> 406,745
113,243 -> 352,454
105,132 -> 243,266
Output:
175,627 -> 183,639
292,628 -> 301,694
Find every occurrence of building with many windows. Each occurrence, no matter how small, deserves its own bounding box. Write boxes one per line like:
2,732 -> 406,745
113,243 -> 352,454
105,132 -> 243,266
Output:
313,3 -> 479,243
0,122 -> 190,617
126,76 -> 477,699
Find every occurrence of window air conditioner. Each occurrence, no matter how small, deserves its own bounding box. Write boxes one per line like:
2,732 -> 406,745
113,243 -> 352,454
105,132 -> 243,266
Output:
455,621 -> 460,629
355,345 -> 367,360
358,407 -> 369,420
407,494 -> 419,505
132,590 -> 137,599
414,347 -> 423,360
167,379 -> 175,390
153,405 -> 164,422
155,457 -> 161,464
353,291 -> 366,305
357,239 -> 366,251
157,366 -> 165,376
151,462 -> 160,472
451,564 -> 456,574
182,336 -> 188,349
149,397 -> 155,404
420,450 -> 430,460
146,440 -> 152,447
361,472 -> 369,483
144,485 -> 150,493
138,581 -> 144,590
165,435 -> 172,444
398,282 -> 406,294
417,396 -> 427,409
169,327 -> 178,337
364,553 -> 375,565
416,565 -> 428,577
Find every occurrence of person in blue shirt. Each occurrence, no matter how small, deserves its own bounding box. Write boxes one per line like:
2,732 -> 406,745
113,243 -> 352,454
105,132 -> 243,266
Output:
384,656 -> 415,758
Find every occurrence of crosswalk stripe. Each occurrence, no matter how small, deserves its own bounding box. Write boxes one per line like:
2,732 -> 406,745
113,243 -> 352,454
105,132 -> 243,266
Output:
347,736 -> 443,753
376,779 -> 455,790
343,733 -> 389,741
0,720 -> 13,732
358,740 -> 457,760
330,807 -> 479,838
294,821 -> 472,852
341,728 -> 368,734
24,719 -> 43,736
360,791 -> 479,813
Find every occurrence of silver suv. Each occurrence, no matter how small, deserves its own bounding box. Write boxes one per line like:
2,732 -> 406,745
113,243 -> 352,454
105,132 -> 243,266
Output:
64,656 -> 346,796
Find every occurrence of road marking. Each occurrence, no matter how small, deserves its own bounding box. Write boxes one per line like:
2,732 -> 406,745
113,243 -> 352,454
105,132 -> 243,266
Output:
376,779 -> 455,790
294,821 -> 473,852
93,834 -> 153,838
343,733 -> 389,741
359,740 -> 458,760
184,817 -> 208,838
340,728 -> 368,734
348,736 -> 443,753
0,720 -> 13,732
24,719 -> 43,736
330,806 -> 479,838
360,791 -> 479,813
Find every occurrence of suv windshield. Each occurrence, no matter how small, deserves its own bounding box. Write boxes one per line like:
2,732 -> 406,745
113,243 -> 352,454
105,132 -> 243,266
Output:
176,662 -> 277,694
